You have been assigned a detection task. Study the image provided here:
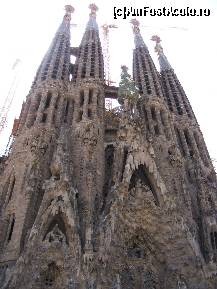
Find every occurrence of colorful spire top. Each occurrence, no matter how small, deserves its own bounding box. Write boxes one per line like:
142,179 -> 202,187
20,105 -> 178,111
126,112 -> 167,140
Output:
151,35 -> 172,71
130,19 -> 148,49
89,3 -> 98,17
86,3 -> 99,31
64,4 -> 74,22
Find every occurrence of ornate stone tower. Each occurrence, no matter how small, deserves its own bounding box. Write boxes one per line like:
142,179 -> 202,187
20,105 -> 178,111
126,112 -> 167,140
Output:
0,5 -> 217,289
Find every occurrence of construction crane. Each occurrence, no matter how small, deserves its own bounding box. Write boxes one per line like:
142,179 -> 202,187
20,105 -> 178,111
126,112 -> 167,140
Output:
101,24 -> 118,111
0,59 -> 21,136
101,24 -> 118,86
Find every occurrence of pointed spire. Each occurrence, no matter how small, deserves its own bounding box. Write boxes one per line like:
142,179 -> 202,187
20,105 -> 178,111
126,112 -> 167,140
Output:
31,5 -> 74,86
73,4 -> 104,81
151,35 -> 172,71
153,36 -> 195,119
130,19 -> 148,50
131,21 -> 163,98
86,3 -> 99,31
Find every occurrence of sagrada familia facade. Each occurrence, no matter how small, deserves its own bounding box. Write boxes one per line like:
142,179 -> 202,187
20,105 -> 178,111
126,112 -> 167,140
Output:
0,4 -> 217,289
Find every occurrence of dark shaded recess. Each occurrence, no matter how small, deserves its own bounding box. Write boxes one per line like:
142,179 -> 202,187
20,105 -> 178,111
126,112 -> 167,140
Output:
101,144 -> 115,212
191,189 -> 209,262
127,237 -> 145,259
44,262 -> 59,287
63,99 -> 69,123
143,270 -> 157,289
19,186 -> 45,253
120,269 -> 135,289
45,93 -> 52,109
129,164 -> 158,205
7,217 -> 15,242
120,147 -> 128,181
43,213 -> 68,244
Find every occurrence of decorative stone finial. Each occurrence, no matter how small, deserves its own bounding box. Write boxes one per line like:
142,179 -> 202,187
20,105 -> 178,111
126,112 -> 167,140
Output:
64,4 -> 74,22
65,4 -> 75,14
151,35 -> 172,70
121,65 -> 129,72
89,3 -> 98,17
130,19 -> 140,34
151,35 -> 164,55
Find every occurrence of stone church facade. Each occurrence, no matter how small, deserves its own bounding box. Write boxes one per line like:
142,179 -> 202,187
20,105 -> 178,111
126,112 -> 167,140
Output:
0,4 -> 217,289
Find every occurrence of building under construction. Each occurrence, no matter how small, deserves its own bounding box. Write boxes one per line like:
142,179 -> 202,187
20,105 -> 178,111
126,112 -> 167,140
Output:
0,4 -> 217,289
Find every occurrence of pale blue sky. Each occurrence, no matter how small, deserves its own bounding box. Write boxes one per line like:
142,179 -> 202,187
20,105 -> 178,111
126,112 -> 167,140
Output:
0,0 -> 216,165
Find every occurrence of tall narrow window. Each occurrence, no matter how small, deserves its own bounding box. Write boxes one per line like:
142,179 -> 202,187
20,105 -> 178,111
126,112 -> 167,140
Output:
88,89 -> 93,104
63,100 -> 69,123
44,92 -> 52,109
7,216 -> 15,242
210,231 -> 217,250
80,91 -> 84,107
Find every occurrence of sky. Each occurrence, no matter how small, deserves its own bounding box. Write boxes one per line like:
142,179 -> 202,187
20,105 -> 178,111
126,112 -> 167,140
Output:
0,0 -> 216,166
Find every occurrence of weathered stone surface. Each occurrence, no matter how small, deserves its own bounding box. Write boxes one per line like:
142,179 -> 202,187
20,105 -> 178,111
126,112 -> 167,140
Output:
0,4 -> 217,289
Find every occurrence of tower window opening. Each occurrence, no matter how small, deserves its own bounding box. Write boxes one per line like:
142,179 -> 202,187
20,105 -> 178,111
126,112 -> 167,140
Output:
78,111 -> 83,122
154,125 -> 160,136
63,100 -> 69,123
88,89 -> 93,104
44,92 -> 52,109
41,113 -> 47,123
151,107 -> 157,121
88,109 -> 92,119
7,216 -> 15,242
80,91 -> 84,106
210,231 -> 217,250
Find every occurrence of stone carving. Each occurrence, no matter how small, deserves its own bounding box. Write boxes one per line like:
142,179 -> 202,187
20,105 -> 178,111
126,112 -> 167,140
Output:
45,224 -> 66,245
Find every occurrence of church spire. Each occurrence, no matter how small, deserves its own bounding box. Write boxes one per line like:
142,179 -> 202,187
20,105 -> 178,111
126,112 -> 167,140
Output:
32,5 -> 74,87
151,35 -> 195,119
73,4 -> 104,82
131,19 -> 163,98
151,35 -> 172,71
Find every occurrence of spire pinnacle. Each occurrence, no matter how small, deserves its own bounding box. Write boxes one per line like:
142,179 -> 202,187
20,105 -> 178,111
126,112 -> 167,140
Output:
64,4 -> 75,22
151,35 -> 172,71
89,3 -> 98,17
86,3 -> 99,31
130,19 -> 147,49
